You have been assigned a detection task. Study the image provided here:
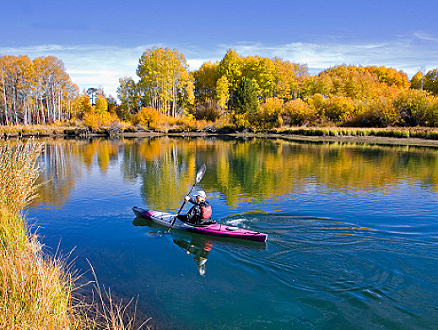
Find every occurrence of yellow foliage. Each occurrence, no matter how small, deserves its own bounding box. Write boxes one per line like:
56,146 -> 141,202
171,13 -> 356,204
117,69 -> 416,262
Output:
94,95 -> 108,114
83,111 -> 119,130
324,96 -> 355,124
257,97 -> 284,129
132,107 -> 167,130
283,99 -> 317,125
233,112 -> 251,129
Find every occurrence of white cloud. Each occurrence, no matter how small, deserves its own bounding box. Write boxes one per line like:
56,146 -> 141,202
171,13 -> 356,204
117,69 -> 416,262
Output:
223,36 -> 438,76
0,44 -> 147,97
1,35 -> 437,99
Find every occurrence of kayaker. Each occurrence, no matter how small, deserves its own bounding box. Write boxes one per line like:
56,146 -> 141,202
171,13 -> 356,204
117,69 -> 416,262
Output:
177,190 -> 214,225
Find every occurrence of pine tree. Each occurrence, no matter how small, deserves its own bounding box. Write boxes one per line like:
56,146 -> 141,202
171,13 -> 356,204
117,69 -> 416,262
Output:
234,77 -> 259,115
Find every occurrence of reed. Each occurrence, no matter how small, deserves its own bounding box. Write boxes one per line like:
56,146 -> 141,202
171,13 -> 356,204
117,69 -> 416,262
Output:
0,140 -> 149,329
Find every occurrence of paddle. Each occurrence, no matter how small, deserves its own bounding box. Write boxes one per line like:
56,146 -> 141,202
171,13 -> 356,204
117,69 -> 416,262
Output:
169,164 -> 206,230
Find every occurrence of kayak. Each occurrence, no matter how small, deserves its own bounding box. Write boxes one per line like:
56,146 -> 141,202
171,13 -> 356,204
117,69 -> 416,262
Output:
132,206 -> 268,243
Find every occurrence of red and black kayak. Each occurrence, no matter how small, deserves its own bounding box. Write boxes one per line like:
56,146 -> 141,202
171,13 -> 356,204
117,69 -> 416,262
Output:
133,207 -> 268,243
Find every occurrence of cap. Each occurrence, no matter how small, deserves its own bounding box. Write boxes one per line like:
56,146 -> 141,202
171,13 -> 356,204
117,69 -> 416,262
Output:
195,190 -> 206,198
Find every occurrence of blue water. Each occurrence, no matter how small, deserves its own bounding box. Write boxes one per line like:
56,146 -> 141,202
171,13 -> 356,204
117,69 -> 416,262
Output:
27,138 -> 438,329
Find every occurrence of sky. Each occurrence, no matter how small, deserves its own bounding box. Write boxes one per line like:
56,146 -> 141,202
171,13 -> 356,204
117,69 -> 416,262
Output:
1,0 -> 437,98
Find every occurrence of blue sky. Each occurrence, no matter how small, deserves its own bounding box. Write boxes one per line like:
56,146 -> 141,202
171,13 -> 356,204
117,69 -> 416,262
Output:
1,0 -> 437,97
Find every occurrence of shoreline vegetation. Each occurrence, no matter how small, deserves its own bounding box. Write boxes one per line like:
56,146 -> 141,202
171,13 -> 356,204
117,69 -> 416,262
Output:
2,124 -> 438,148
0,140 -> 150,329
2,50 -> 438,142
2,49 -> 438,151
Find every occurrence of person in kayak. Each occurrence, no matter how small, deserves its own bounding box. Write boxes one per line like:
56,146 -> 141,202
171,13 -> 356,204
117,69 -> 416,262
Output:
177,190 -> 215,225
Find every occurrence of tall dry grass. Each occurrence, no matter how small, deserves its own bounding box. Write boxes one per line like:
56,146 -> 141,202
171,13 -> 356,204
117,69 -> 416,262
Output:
0,140 -> 77,329
0,141 -> 42,215
0,140 -> 150,329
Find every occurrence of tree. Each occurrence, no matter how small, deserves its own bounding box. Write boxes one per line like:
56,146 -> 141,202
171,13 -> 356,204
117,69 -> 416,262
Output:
234,77 -> 259,115
273,57 -> 308,101
257,97 -> 283,129
193,61 -> 218,103
410,71 -> 424,90
136,47 -> 194,117
216,76 -> 229,109
324,96 -> 355,124
94,95 -> 108,114
0,55 -> 77,125
282,99 -> 316,125
395,89 -> 430,126
217,49 -> 243,91
241,56 -> 276,100
87,88 -> 98,105
424,69 -> 438,95
117,77 -> 141,113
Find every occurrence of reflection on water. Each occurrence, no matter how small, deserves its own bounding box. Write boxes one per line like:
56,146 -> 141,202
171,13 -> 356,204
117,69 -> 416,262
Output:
173,238 -> 212,276
133,215 -> 265,276
26,137 -> 438,330
133,216 -> 212,275
32,137 -> 438,209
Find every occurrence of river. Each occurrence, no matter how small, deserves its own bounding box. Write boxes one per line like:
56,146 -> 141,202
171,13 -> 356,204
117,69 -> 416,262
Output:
27,136 -> 438,329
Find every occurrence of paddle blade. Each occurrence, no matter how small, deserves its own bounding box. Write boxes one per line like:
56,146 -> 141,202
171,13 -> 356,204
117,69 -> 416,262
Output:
196,164 -> 206,184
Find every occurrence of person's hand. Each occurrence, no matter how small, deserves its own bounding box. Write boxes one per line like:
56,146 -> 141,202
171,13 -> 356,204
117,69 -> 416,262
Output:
185,195 -> 190,202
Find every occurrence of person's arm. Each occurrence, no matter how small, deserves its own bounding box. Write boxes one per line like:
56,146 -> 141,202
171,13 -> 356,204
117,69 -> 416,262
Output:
186,196 -> 197,205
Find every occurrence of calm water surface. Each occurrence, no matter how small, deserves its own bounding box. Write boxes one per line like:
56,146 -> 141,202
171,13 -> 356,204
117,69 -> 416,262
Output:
27,137 -> 438,329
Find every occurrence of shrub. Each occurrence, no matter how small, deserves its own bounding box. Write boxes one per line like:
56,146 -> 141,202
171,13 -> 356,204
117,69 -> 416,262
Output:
83,112 -> 119,131
283,99 -> 317,125
256,97 -> 284,129
394,89 -> 431,126
232,112 -> 251,129
194,100 -> 223,121
132,107 -> 167,130
324,96 -> 355,124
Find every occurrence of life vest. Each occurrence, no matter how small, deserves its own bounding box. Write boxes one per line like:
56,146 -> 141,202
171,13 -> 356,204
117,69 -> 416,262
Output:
201,205 -> 212,219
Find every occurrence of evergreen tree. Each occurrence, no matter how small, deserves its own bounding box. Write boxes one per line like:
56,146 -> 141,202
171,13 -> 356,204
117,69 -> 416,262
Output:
234,77 -> 259,115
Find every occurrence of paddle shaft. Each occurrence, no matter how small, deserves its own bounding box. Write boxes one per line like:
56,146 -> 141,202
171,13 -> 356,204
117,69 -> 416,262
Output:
169,164 -> 206,229
177,182 -> 197,214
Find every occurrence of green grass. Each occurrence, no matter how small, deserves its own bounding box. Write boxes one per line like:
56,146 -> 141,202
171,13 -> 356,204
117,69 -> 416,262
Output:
277,127 -> 438,140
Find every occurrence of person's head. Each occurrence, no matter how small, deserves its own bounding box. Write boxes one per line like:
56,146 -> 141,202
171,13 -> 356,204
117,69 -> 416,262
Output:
195,190 -> 206,202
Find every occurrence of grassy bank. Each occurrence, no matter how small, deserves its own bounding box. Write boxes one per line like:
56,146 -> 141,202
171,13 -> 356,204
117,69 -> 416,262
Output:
2,122 -> 438,142
0,140 -> 149,329
0,141 -> 76,328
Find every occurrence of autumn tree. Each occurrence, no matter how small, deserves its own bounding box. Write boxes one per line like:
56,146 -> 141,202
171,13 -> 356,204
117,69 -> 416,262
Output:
282,99 -> 316,125
424,69 -> 438,95
193,61 -> 218,103
241,56 -> 276,100
273,57 -> 308,101
216,76 -> 229,110
117,77 -> 141,114
410,71 -> 424,90
257,97 -> 283,129
136,47 -> 194,117
394,89 -> 431,126
0,55 -> 78,125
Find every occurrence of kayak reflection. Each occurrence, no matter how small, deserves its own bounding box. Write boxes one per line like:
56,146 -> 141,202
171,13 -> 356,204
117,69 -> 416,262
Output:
133,216 -> 266,275
133,216 -> 213,275
173,237 -> 212,276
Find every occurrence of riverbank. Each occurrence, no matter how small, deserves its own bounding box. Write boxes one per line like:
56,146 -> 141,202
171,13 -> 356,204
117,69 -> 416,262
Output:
0,141 -> 150,329
4,124 -> 438,149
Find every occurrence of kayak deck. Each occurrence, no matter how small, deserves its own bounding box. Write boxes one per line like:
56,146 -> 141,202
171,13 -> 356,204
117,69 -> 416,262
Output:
133,206 -> 267,242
